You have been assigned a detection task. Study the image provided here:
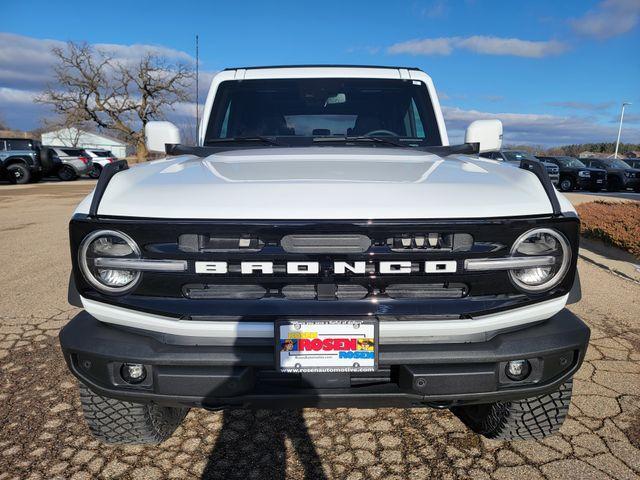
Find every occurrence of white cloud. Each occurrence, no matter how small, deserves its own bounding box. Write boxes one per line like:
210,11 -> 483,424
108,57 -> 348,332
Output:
387,35 -> 568,58
420,0 -> 448,18
547,101 -> 615,111
388,38 -> 454,56
442,106 -> 640,146
571,0 -> 640,39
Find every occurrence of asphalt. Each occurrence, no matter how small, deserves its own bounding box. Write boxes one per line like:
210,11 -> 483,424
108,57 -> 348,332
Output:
0,180 -> 638,480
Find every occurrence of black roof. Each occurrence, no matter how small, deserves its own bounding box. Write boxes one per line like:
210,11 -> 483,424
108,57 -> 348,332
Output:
223,64 -> 422,71
0,137 -> 38,142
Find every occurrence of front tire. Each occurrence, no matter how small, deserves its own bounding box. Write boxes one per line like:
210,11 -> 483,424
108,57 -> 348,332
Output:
79,383 -> 188,445
88,164 -> 102,179
6,163 -> 32,184
57,165 -> 78,181
559,177 -> 574,192
451,379 -> 573,440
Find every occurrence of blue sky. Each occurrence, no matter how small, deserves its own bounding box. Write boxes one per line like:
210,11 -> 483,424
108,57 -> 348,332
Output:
2,0 -> 639,146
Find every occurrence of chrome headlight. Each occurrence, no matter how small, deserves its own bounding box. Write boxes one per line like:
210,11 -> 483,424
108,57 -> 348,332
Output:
509,228 -> 571,293
79,230 -> 141,293
578,170 -> 591,178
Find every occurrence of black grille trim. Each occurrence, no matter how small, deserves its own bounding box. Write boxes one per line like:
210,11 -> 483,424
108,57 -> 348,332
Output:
281,234 -> 371,253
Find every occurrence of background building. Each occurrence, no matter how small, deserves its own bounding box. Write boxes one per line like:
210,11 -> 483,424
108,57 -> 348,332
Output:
41,128 -> 127,158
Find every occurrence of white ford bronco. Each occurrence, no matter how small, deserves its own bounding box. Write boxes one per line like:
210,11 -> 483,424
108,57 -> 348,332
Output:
60,65 -> 589,444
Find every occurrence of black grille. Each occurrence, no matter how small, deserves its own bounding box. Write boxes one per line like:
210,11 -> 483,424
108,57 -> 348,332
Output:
70,214 -> 580,319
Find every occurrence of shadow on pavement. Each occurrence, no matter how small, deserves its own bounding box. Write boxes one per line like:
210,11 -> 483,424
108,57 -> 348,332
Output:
201,409 -> 327,480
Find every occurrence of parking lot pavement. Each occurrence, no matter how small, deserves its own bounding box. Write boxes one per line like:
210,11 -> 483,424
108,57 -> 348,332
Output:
564,190 -> 640,205
1,184 -> 639,480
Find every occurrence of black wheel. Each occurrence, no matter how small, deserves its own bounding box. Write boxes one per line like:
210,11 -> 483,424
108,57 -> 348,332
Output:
607,176 -> 622,192
558,177 -> 574,192
6,163 -> 32,184
79,383 -> 188,445
88,164 -> 102,179
451,379 -> 573,440
57,165 -> 78,181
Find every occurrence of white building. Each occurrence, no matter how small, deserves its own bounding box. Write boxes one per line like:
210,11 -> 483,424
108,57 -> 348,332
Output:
41,128 -> 127,158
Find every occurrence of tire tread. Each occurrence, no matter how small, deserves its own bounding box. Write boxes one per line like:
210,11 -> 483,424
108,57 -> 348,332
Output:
79,383 -> 188,445
452,379 -> 573,440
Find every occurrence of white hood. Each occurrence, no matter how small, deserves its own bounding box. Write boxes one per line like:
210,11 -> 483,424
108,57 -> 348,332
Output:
77,147 -> 572,219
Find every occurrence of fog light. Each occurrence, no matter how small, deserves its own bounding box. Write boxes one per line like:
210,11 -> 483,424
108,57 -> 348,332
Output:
505,360 -> 531,381
121,363 -> 146,384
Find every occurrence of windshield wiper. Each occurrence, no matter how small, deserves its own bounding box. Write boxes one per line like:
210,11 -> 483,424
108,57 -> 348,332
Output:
204,136 -> 282,146
313,136 -> 415,149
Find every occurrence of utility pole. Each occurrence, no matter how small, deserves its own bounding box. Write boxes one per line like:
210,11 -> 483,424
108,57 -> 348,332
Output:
614,102 -> 631,159
195,34 -> 199,144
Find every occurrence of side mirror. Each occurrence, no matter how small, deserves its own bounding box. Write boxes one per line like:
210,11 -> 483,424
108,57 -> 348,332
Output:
464,119 -> 503,153
145,121 -> 181,153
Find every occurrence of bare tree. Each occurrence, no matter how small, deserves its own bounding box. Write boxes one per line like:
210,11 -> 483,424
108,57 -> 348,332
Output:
36,42 -> 193,159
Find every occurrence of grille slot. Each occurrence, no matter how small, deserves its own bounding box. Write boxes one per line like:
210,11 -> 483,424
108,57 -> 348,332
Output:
184,284 -> 266,299
281,234 -> 371,253
282,285 -> 316,300
336,284 -> 369,300
282,284 -> 369,300
385,283 -> 467,299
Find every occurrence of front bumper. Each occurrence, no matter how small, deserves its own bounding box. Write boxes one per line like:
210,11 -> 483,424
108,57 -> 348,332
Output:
577,176 -> 605,190
60,308 -> 590,409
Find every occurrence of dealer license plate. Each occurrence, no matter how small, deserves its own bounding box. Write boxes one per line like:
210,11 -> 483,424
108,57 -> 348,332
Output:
276,320 -> 377,373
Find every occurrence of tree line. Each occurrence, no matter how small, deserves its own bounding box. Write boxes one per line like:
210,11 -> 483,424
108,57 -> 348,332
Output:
505,143 -> 640,157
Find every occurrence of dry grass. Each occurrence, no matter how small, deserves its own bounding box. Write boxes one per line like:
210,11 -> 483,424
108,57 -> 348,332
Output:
576,201 -> 640,259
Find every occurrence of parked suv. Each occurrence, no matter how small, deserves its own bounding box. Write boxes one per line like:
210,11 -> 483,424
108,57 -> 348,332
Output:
84,148 -> 117,179
623,158 -> 640,176
582,157 -> 640,192
538,156 -> 607,192
0,137 -> 47,184
43,147 -> 93,181
480,150 -> 560,186
60,65 -> 588,445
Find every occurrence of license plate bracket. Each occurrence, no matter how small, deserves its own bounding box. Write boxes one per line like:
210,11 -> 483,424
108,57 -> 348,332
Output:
275,319 -> 378,373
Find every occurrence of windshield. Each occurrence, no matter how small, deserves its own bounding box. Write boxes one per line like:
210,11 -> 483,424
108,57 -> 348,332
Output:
603,159 -> 631,169
503,151 -> 538,162
556,157 -> 586,168
205,78 -> 442,145
61,148 -> 85,156
91,150 -> 112,157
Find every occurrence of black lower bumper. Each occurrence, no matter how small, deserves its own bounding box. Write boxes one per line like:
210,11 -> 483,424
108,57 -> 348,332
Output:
59,309 -> 590,409
577,176 -> 605,190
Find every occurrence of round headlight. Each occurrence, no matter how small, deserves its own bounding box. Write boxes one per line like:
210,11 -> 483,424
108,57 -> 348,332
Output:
509,228 -> 571,293
79,230 -> 141,294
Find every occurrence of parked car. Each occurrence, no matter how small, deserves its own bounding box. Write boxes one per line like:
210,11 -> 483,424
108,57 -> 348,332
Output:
537,156 -> 607,192
581,158 -> 640,192
480,150 -> 560,186
623,158 -> 640,171
84,148 -> 118,179
60,65 -> 588,445
0,137 -> 51,184
42,147 -> 93,181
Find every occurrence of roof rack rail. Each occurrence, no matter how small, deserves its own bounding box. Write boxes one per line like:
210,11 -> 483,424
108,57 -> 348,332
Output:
88,159 -> 129,217
519,159 -> 561,216
223,64 -> 422,71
